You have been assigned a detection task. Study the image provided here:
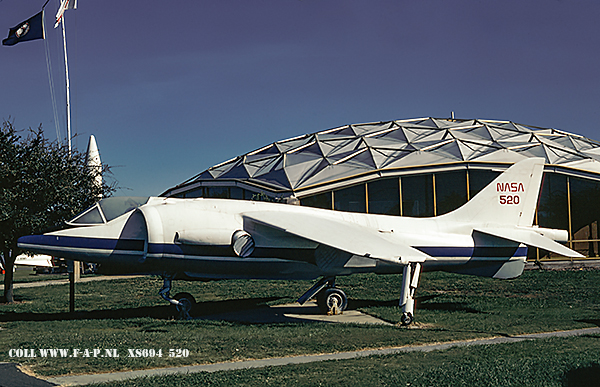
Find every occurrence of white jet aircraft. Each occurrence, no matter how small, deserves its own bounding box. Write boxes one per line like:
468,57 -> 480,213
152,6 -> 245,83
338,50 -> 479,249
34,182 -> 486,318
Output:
18,157 -> 582,324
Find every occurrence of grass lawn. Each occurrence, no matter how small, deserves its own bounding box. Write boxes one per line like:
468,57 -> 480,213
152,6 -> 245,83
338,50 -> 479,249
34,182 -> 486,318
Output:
88,333 -> 600,387
0,266 -> 69,284
0,266 -> 98,284
0,269 -> 599,381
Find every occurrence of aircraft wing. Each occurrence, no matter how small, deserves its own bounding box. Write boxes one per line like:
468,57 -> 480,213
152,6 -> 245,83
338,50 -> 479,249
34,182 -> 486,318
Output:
242,211 -> 430,264
474,227 -> 584,258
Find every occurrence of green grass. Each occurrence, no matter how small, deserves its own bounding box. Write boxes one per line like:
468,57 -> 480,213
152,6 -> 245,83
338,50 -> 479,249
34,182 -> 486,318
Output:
1,266 -> 98,284
0,270 -> 599,379
0,267 -> 68,283
88,334 -> 600,387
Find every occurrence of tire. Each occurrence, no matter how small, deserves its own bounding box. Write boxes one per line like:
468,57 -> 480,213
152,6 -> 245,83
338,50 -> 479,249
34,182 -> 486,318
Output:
400,312 -> 413,326
171,292 -> 196,319
317,288 -> 348,315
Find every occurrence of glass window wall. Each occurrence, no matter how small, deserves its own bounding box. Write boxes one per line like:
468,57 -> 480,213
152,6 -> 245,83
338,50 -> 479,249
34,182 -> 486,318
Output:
300,192 -> 332,210
184,187 -> 204,198
402,174 -> 434,217
436,170 -> 468,215
468,169 -> 500,199
570,176 -> 600,257
537,173 -> 569,231
334,184 -> 366,213
229,187 -> 246,200
367,178 -> 400,215
205,187 -> 229,198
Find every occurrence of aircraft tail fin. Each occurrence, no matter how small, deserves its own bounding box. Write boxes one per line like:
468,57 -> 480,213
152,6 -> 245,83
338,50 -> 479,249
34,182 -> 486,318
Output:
442,157 -> 545,227
442,157 -> 583,258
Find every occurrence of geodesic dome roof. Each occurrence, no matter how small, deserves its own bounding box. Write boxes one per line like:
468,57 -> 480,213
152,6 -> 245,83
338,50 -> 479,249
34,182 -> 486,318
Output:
170,117 -> 600,194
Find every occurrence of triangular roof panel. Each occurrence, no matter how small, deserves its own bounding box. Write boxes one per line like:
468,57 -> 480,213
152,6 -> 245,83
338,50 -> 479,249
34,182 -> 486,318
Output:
165,117 -> 600,197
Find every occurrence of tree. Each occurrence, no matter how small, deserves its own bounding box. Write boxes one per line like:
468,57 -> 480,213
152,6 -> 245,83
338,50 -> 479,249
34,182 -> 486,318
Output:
0,120 -> 114,303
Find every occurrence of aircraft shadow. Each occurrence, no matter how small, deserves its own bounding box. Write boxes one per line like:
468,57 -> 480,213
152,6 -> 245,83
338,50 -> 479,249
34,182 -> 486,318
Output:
196,303 -> 317,324
0,305 -> 171,322
349,294 -> 487,315
193,297 -> 282,317
0,297 -> 282,323
0,295 -> 486,324
416,301 -> 487,314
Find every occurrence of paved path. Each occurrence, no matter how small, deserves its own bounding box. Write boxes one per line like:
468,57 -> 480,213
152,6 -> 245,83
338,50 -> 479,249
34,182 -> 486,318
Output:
38,326 -> 600,386
0,363 -> 56,387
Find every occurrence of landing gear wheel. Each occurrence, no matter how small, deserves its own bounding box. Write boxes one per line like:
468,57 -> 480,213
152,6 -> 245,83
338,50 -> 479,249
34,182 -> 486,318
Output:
172,292 -> 196,320
401,312 -> 413,326
317,288 -> 348,315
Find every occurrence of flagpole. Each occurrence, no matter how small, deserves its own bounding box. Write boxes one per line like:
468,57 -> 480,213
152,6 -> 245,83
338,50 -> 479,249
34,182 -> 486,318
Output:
61,17 -> 71,155
59,6 -> 79,307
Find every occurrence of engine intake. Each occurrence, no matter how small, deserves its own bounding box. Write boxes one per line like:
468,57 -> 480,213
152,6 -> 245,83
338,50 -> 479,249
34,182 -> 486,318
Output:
232,230 -> 255,258
174,229 -> 255,258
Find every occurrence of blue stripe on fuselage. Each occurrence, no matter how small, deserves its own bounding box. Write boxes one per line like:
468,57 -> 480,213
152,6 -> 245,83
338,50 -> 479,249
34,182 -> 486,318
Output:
18,235 -> 144,251
18,234 -> 527,260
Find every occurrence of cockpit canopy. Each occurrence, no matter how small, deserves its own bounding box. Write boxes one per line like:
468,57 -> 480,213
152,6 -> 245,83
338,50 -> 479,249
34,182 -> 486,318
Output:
67,197 -> 150,226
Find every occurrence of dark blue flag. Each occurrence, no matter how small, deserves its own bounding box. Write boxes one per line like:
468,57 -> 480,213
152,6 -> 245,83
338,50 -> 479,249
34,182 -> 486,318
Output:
3,10 -> 45,46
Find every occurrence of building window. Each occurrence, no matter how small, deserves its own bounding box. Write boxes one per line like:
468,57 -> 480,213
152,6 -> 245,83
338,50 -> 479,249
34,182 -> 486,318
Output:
570,176 -> 600,257
537,173 -> 569,231
468,169 -> 500,199
367,178 -> 400,215
300,192 -> 332,209
229,187 -> 246,200
184,187 -> 204,198
435,170 -> 467,215
334,184 -> 366,213
402,174 -> 433,217
205,187 -> 229,198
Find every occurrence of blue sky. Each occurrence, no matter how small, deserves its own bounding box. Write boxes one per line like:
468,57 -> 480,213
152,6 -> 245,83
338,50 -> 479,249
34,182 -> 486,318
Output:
2,0 -> 600,196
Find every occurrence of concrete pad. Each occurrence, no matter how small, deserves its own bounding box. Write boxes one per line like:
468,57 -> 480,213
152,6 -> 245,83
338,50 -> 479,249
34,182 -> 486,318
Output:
198,301 -> 393,325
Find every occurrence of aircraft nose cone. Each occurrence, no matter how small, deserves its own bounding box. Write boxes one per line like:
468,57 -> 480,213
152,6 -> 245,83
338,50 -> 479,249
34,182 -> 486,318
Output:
17,234 -> 48,247
17,234 -> 65,254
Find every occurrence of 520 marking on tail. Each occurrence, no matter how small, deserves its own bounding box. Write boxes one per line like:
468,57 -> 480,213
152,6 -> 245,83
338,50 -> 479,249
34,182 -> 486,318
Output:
497,182 -> 524,205
499,195 -> 520,205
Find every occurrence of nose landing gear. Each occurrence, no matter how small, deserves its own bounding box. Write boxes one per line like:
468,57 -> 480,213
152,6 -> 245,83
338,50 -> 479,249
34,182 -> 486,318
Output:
159,276 -> 196,320
171,292 -> 197,319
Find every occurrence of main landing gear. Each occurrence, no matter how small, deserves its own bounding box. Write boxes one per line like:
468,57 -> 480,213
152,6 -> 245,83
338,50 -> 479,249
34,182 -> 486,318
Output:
299,264 -> 421,324
159,276 -> 196,320
399,262 -> 421,326
298,277 -> 348,315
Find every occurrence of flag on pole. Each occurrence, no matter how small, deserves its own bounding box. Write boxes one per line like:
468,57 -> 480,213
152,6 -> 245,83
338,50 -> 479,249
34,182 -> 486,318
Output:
2,10 -> 45,46
55,0 -> 77,28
